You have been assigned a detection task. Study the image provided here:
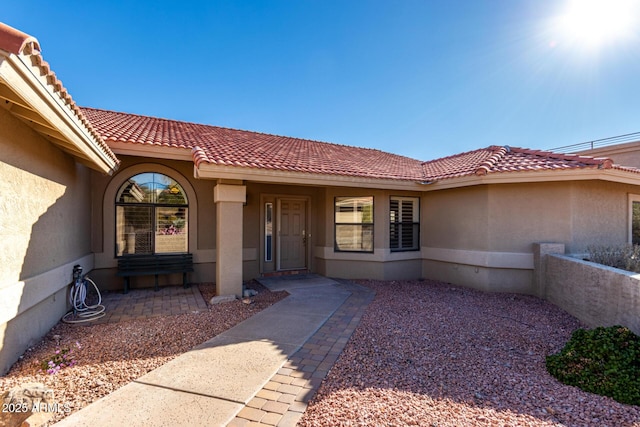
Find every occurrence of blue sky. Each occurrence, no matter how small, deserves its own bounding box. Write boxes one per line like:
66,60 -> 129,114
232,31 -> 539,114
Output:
4,1 -> 640,160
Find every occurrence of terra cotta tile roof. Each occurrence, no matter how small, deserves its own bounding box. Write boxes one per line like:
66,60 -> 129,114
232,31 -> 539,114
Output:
420,145 -> 637,181
81,107 -> 426,181
0,22 -> 119,167
81,107 -> 640,183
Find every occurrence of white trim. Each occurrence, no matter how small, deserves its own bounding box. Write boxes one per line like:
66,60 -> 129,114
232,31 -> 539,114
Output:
422,247 -> 534,269
0,254 -> 93,325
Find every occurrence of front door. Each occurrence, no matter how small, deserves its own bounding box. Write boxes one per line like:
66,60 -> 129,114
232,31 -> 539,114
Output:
279,199 -> 307,270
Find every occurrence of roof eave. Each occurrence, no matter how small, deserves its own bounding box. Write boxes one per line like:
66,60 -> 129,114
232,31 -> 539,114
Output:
0,49 -> 118,175
194,162 -> 426,191
107,140 -> 193,161
421,168 -> 640,191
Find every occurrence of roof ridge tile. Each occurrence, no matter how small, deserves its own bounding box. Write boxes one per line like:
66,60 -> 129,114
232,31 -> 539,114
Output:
0,22 -> 40,55
475,146 -> 509,176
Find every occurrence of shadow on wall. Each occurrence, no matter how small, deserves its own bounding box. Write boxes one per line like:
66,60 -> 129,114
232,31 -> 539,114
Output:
1,152 -> 93,375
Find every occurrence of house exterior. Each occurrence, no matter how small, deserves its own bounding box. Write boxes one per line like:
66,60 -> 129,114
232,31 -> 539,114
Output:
2,21 -> 640,374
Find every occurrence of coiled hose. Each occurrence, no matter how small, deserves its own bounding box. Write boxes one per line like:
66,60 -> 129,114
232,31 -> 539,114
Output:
62,275 -> 106,323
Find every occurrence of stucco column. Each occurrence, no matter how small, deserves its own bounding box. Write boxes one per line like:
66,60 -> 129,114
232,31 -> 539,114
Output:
214,182 -> 246,297
532,242 -> 565,298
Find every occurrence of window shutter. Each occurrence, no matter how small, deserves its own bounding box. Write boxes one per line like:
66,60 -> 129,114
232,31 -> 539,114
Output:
390,197 -> 419,251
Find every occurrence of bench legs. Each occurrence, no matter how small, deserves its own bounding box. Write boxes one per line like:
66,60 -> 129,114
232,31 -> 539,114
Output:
121,273 -> 190,293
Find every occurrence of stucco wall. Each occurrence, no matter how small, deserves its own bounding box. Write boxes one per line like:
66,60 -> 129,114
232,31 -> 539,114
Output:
316,253 -> 422,281
423,260 -> 533,293
423,186 -> 490,251
487,183 -> 572,253
0,108 -> 94,374
544,254 -> 640,335
421,184 -> 536,292
421,180 -> 638,294
485,180 -> 628,254
569,180 -> 631,251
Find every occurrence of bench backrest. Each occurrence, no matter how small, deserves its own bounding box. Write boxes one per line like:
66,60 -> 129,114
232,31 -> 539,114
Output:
117,254 -> 193,272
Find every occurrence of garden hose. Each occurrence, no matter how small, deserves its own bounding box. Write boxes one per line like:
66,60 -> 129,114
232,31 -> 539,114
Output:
62,276 -> 106,324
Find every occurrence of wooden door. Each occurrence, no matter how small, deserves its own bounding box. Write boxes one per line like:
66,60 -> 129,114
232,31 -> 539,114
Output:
279,199 -> 307,270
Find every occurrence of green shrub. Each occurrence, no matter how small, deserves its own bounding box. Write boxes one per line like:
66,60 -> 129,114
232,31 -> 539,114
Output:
546,326 -> 640,406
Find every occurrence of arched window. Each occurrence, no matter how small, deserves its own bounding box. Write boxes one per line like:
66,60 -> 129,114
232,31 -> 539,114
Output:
115,173 -> 188,256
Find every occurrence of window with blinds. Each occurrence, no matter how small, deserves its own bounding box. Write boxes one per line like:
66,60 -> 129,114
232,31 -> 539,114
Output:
334,196 -> 374,252
390,197 -> 419,251
115,173 -> 188,256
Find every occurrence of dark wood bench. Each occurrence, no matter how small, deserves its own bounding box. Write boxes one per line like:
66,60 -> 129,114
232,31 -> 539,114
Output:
117,253 -> 193,293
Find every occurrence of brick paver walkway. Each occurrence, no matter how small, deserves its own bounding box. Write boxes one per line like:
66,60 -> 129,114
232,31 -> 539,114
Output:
90,285 -> 208,324
229,280 -> 375,427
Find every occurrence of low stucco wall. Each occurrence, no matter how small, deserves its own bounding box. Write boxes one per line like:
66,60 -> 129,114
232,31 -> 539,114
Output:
545,254 -> 640,335
314,245 -> 423,281
422,259 -> 534,294
1,286 -> 69,375
318,258 -> 422,281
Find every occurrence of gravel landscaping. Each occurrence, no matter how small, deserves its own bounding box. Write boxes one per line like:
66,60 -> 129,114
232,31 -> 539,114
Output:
4,278 -> 639,427
0,282 -> 287,426
300,279 -> 640,427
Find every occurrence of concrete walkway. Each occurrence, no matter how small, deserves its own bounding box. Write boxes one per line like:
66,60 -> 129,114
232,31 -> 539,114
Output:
54,276 -> 374,427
